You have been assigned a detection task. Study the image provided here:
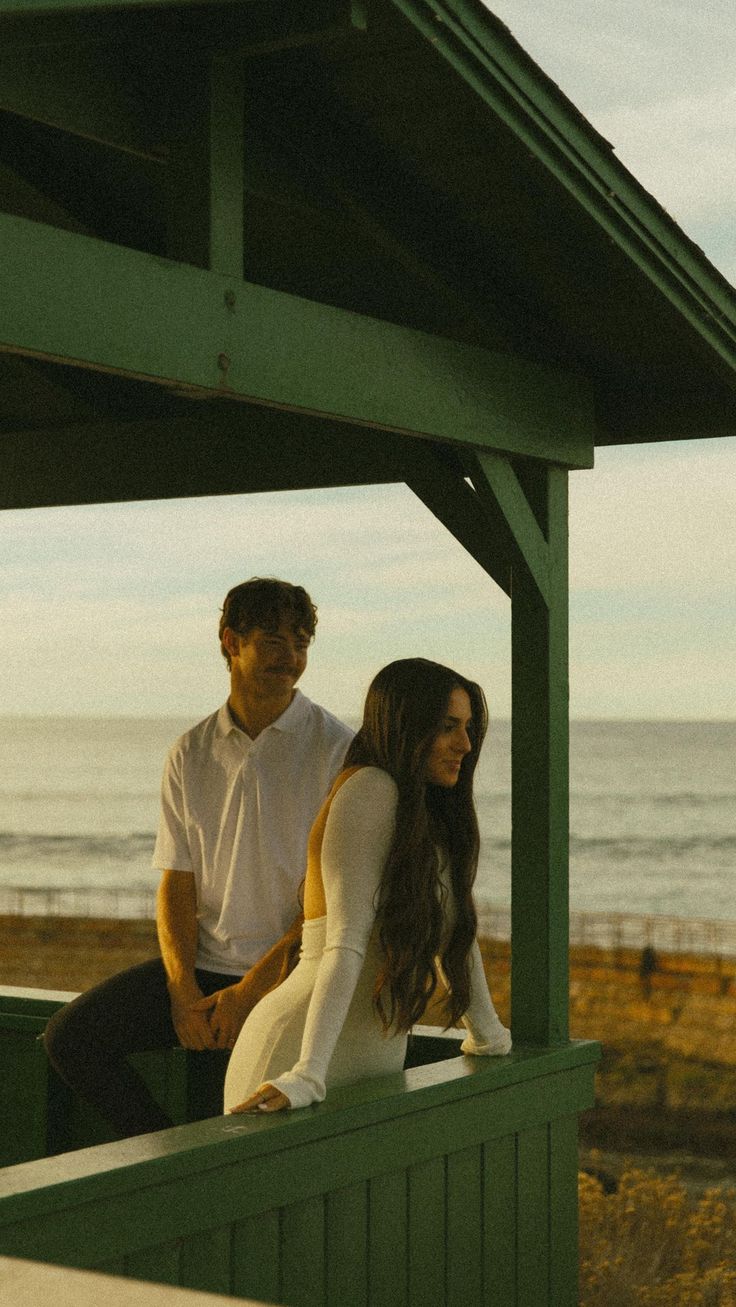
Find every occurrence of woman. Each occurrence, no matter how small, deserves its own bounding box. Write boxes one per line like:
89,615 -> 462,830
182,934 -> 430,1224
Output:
224,658 -> 511,1115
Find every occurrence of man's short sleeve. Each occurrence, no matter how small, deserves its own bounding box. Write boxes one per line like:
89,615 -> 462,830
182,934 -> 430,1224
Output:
152,748 -> 193,872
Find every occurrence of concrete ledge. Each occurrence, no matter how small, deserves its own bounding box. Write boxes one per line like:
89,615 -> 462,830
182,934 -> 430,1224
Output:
0,1257 -> 264,1307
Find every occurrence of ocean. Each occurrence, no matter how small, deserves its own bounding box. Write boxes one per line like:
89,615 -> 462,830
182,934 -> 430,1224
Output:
0,716 -> 734,925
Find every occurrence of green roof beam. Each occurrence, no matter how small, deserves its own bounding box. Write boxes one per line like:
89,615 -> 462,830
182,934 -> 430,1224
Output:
0,213 -> 595,466
0,408 -> 416,510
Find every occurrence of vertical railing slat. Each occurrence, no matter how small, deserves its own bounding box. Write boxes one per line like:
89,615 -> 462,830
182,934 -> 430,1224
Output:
231,1208 -> 280,1304
482,1133 -> 517,1306
548,1116 -> 580,1307
407,1155 -> 446,1306
281,1195 -> 326,1307
326,1181 -> 369,1307
124,1240 -> 180,1286
516,1125 -> 550,1305
368,1169 -> 408,1307
446,1145 -> 483,1306
178,1225 -> 232,1295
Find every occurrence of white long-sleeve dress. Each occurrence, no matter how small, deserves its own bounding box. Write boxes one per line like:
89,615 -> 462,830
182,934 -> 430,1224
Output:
223,767 -> 511,1112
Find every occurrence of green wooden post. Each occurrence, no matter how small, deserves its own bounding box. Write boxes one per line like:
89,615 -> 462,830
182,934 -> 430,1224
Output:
510,463 -> 570,1045
408,448 -> 571,1049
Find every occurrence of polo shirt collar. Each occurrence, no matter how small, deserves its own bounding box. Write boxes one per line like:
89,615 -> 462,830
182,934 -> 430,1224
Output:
215,691 -> 309,739
270,689 -> 310,733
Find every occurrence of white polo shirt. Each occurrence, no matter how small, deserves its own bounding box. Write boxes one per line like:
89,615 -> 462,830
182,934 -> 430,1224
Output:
152,692 -> 354,975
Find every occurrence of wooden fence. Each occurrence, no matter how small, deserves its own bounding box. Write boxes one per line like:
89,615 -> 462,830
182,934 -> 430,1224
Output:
3,885 -> 735,958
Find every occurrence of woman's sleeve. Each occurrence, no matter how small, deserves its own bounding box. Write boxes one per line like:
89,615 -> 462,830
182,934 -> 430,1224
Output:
458,938 -> 512,1056
267,767 -> 398,1109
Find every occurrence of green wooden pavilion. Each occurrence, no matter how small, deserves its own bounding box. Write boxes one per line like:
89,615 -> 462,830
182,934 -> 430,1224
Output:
0,1 -> 734,1303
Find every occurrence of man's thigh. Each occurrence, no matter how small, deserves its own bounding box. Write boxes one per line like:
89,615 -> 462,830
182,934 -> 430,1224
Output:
45,957 -> 177,1059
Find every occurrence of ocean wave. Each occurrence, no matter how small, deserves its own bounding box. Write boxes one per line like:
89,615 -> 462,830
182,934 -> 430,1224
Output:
569,833 -> 736,859
0,832 -> 154,860
478,790 -> 735,803
0,791 -> 157,802
571,792 -> 736,806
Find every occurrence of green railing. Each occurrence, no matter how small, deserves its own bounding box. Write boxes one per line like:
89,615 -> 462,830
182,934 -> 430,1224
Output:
0,987 -> 599,1306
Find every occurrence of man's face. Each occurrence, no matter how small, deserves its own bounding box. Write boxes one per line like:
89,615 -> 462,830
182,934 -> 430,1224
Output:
225,621 -> 310,696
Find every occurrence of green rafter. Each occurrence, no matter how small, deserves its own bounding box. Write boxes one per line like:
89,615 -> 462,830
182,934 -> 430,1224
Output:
404,444 -> 511,597
0,212 -> 595,466
467,451 -> 550,604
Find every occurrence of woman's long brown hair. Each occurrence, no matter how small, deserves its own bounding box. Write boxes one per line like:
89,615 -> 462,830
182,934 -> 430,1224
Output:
343,658 -> 488,1032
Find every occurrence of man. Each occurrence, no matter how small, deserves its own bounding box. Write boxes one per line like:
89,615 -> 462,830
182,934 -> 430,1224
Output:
44,578 -> 353,1138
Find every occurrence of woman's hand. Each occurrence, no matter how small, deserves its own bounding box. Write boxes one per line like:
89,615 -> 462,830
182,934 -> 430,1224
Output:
191,983 -> 257,1050
229,1082 -> 291,1114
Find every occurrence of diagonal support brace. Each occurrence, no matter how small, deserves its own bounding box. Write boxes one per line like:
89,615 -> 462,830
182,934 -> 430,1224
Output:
467,450 -> 550,604
405,443 -> 511,597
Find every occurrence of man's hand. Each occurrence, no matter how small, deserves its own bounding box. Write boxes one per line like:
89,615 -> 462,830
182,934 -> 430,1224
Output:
191,981 -> 259,1050
168,982 -> 218,1051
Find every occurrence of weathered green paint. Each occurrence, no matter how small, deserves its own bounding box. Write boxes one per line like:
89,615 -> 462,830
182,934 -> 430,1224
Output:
516,1126 -> 550,1303
482,1134 -> 517,1307
0,990 -> 598,1306
124,1239 -> 181,1287
368,1170 -> 408,1306
511,465 -> 570,1045
0,988 -> 226,1162
281,1196 -> 326,1307
446,1146 -> 483,1305
0,993 -> 598,1301
231,1207 -> 280,1303
410,452 -> 571,1048
0,42 -> 160,159
408,1155 -> 446,1304
209,56 -> 245,278
549,1115 -> 581,1307
0,212 -> 595,468
470,451 -> 550,603
0,0 -> 225,12
326,1182 -> 369,1307
0,409 -> 415,511
406,445 -> 512,596
0,1022 -> 49,1167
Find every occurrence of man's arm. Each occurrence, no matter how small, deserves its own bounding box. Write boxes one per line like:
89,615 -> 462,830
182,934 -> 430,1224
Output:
157,869 -> 218,1051
192,914 -> 304,1049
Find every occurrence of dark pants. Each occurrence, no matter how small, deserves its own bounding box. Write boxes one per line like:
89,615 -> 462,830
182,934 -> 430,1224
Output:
43,958 -> 239,1139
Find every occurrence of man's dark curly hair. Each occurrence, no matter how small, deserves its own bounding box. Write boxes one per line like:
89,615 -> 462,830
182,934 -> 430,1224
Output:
219,578 -> 317,669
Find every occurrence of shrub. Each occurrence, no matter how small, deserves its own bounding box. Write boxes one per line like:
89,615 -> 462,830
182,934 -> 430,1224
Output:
579,1166 -> 736,1306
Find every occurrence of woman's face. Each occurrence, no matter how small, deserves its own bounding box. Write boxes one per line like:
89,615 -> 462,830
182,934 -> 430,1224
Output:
426,687 -> 473,787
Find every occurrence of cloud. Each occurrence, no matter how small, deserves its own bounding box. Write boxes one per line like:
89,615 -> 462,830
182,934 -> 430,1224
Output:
570,441 -> 736,591
591,85 -> 736,231
485,0 -> 736,281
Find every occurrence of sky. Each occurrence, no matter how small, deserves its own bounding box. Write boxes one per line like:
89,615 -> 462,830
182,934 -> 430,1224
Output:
1,0 -> 734,722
